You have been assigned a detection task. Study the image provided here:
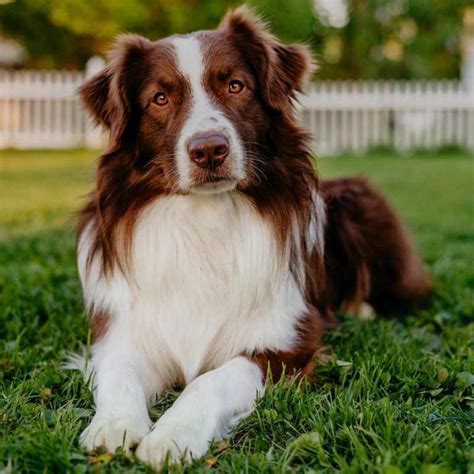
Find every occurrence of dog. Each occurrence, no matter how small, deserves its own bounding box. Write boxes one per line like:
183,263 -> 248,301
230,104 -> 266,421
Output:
74,6 -> 431,468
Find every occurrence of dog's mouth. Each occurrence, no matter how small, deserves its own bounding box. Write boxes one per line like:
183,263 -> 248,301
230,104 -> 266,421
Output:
205,175 -> 229,183
189,173 -> 238,194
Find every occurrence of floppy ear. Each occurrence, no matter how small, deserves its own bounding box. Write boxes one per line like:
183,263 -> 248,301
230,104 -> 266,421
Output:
220,6 -> 315,111
80,34 -> 153,145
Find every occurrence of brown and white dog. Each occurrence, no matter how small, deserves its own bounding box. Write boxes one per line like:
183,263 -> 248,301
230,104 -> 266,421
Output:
74,6 -> 431,467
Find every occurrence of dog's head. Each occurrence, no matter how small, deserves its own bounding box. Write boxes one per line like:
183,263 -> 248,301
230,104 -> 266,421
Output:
81,6 -> 314,195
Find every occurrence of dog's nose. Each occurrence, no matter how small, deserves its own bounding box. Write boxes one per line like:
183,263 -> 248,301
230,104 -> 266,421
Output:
187,134 -> 229,170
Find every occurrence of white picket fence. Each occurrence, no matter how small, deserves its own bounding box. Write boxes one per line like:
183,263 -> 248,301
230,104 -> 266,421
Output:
302,81 -> 474,155
1,70 -> 474,154
0,70 -> 103,149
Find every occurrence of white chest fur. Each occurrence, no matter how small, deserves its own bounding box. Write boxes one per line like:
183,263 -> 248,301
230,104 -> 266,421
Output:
78,192 -> 307,392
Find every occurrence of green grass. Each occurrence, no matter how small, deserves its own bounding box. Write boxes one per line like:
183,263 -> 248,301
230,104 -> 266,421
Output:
0,149 -> 473,473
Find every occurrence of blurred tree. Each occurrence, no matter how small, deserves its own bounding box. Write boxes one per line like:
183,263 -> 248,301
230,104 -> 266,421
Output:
313,0 -> 471,79
0,0 -> 314,68
0,0 -> 470,79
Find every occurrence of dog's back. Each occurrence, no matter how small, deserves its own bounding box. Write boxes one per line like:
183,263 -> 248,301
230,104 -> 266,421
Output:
320,177 -> 431,315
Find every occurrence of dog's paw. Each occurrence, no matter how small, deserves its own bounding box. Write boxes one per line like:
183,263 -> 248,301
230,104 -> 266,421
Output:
135,419 -> 209,467
80,415 -> 150,453
355,302 -> 376,321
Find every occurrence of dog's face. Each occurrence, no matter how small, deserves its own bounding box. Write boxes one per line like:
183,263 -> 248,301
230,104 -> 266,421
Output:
81,7 -> 313,194
137,33 -> 262,194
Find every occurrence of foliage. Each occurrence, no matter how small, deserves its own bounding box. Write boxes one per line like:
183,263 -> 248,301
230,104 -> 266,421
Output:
0,149 -> 473,473
0,0 -> 471,78
0,0 -> 314,69
313,0 -> 472,79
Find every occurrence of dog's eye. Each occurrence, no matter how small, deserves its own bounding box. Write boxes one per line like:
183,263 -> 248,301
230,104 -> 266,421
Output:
228,80 -> 244,94
152,92 -> 169,106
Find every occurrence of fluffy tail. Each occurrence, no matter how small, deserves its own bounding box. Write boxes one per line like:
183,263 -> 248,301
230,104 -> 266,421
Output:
320,177 -> 431,315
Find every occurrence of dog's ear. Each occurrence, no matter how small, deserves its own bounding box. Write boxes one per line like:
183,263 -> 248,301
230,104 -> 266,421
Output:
80,34 -> 153,145
220,6 -> 315,111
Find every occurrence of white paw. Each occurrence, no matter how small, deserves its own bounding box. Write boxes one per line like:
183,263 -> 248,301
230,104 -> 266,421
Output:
136,419 -> 210,467
80,415 -> 151,453
356,302 -> 376,321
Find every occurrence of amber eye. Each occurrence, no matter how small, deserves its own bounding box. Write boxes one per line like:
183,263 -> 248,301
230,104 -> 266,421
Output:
153,92 -> 169,106
228,80 -> 244,94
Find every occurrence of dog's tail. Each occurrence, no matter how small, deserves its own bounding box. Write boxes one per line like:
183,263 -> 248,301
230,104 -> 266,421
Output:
320,177 -> 432,315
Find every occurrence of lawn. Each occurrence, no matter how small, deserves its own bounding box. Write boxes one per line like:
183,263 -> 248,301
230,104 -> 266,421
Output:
0,149 -> 473,474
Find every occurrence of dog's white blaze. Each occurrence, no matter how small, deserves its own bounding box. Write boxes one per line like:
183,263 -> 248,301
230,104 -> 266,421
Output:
170,35 -> 245,191
77,192 -> 309,463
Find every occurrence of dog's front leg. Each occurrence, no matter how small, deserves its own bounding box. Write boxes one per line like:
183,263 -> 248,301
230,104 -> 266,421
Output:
80,342 -> 153,453
136,356 -> 263,467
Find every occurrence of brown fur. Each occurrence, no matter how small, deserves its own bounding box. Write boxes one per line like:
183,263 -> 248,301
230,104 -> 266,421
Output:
250,306 -> 325,381
320,177 -> 432,315
78,36 -> 192,275
91,310 -> 110,342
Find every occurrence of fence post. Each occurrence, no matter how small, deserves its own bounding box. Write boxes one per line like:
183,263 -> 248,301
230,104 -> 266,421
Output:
83,55 -> 106,148
462,8 -> 474,152
462,8 -> 474,91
